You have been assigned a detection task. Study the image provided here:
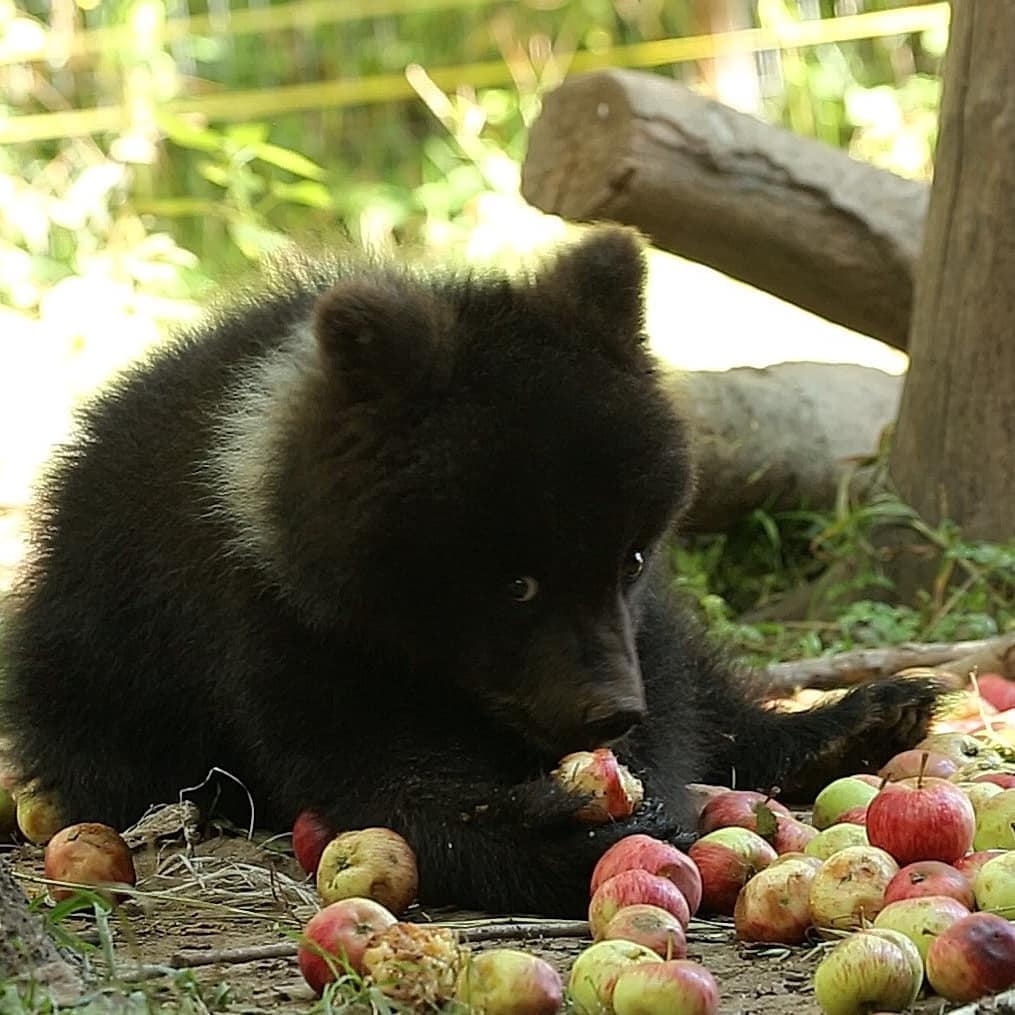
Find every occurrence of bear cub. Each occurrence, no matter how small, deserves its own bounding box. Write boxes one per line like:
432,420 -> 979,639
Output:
2,228 -> 942,915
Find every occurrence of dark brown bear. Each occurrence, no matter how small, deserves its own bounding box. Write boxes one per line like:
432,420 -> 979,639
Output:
1,229 -> 940,915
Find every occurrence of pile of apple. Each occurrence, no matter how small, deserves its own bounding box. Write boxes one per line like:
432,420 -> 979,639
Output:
686,725 -> 1015,1014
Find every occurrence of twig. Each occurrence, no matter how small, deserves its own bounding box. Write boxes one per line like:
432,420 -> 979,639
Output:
761,632 -> 1015,692
171,942 -> 295,968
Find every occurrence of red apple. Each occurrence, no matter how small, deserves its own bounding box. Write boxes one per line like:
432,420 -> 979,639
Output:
600,904 -> 687,959
954,848 -> 1007,882
813,928 -> 922,1015
591,834 -> 703,915
292,809 -> 333,876
811,776 -> 879,830
297,897 -> 397,992
883,860 -> 975,909
454,948 -> 563,1015
769,815 -> 818,853
589,869 -> 690,938
696,790 -> 790,835
688,827 -> 777,915
808,845 -> 898,931
43,822 -> 136,903
568,939 -> 661,1015
316,827 -> 418,914
972,787 -> 1015,850
926,912 -> 1015,1002
611,959 -> 720,1015
970,771 -> 1015,790
831,805 -> 868,826
975,673 -> 1015,711
552,749 -> 644,823
873,895 -> 971,964
866,776 -> 975,865
733,857 -> 816,944
878,749 -> 960,782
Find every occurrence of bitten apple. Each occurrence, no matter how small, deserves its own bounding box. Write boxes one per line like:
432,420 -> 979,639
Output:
361,923 -> 463,1007
455,948 -> 563,1015
552,749 -> 644,823
591,834 -> 703,916
43,822 -> 136,903
317,827 -> 418,914
297,897 -> 397,992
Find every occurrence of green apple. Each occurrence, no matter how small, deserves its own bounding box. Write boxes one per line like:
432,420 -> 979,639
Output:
568,940 -> 661,1015
809,845 -> 898,931
973,850 -> 1015,915
804,822 -> 868,860
612,959 -> 719,1015
873,895 -> 971,964
972,788 -> 1015,850
811,777 -> 879,830
813,928 -> 922,1015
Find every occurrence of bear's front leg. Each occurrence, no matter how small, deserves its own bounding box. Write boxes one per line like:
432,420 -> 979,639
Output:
710,674 -> 946,801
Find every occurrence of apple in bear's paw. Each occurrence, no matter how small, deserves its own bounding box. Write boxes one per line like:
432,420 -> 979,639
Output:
292,809 -> 333,875
316,827 -> 418,914
44,822 -> 136,902
552,749 -> 644,823
297,897 -> 397,993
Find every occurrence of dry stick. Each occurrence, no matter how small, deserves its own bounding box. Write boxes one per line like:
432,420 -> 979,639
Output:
169,919 -> 592,969
761,632 -> 1015,693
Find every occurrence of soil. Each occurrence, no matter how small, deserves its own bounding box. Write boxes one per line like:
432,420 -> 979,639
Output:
2,824 -> 970,1015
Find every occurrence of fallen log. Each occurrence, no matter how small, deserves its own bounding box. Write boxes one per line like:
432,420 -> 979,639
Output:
522,68 -> 928,350
673,361 -> 901,532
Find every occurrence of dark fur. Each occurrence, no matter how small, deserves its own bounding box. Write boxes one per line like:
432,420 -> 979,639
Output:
1,229 -> 942,915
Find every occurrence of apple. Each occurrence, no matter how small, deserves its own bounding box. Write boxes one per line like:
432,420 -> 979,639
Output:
687,827 -> 777,915
552,749 -> 644,823
297,897 -> 397,992
916,731 -> 1003,767
611,959 -> 720,1015
926,912 -> 1015,1002
733,857 -> 816,944
972,787 -> 1015,850
316,827 -> 418,914
954,779 -> 1004,814
803,822 -> 868,860
873,895 -> 971,964
589,869 -> 691,938
590,835 -> 703,915
976,673 -> 1015,711
568,939 -> 662,1015
878,748 -> 960,782
601,904 -> 687,959
15,784 -> 64,845
831,805 -> 868,826
770,852 -> 822,871
292,809 -> 333,876
866,776 -> 975,865
696,790 -> 790,835
361,922 -> 463,1006
954,848 -> 1007,882
973,850 -> 1015,913
454,948 -> 563,1015
811,777 -> 879,830
808,845 -> 898,931
970,771 -> 1015,790
882,860 -> 975,909
812,928 -> 922,1015
43,822 -> 136,903
769,815 -> 819,853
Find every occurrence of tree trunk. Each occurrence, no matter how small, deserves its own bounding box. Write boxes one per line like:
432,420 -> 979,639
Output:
521,68 -> 928,350
889,2 -> 1015,543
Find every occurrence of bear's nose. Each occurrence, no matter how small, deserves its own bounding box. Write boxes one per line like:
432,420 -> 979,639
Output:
583,702 -> 645,744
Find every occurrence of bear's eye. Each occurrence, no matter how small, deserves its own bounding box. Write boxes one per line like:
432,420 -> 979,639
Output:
622,550 -> 645,583
507,576 -> 539,603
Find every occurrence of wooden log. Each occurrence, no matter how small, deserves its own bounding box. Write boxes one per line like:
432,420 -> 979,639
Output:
674,361 -> 901,532
522,68 -> 928,350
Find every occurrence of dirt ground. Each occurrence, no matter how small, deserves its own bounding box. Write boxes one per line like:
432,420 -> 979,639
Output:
3,825 -> 973,1015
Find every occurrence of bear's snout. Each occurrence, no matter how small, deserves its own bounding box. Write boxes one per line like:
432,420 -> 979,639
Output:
581,695 -> 646,745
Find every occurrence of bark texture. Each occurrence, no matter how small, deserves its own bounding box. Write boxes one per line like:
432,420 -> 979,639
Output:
522,68 -> 928,349
889,1 -> 1015,542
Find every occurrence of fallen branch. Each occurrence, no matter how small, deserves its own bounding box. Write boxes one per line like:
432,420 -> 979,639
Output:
761,632 -> 1015,693
171,941 -> 295,968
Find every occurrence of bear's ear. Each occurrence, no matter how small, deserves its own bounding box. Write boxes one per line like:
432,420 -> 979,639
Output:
313,277 -> 444,400
542,226 -> 648,350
